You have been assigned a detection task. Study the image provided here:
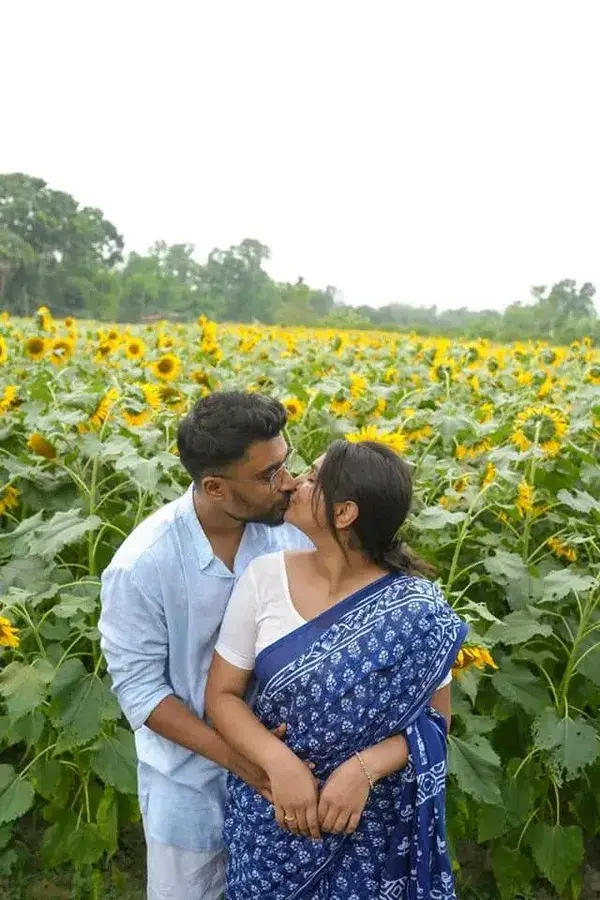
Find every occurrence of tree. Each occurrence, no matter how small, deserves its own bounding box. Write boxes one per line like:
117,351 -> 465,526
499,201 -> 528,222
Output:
0,173 -> 123,315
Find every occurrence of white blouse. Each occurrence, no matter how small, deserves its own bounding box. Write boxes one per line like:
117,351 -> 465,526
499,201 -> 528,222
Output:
215,551 -> 452,689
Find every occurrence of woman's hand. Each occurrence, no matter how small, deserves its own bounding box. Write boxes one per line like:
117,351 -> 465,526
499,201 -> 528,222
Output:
266,747 -> 321,839
317,755 -> 370,835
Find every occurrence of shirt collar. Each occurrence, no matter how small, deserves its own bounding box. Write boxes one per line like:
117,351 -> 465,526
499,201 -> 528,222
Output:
180,484 -> 271,572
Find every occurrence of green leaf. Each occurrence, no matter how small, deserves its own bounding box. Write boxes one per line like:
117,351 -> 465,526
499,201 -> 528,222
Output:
91,728 -> 138,794
447,734 -> 502,806
97,786 -> 118,857
49,659 -> 120,750
533,708 -> 599,781
66,823 -> 106,866
32,510 -> 103,559
41,809 -> 79,867
0,511 -> 44,559
483,549 -> 529,583
485,606 -> 552,647
52,592 -> 97,619
542,568 -> 596,602
0,659 -> 54,721
2,709 -> 45,748
557,488 -> 600,514
502,774 -> 536,827
413,506 -> 467,530
454,666 -> 482,705
0,823 -> 14,850
526,823 -> 583,892
492,660 -> 550,715
491,845 -> 535,900
477,803 -> 508,842
0,765 -> 35,825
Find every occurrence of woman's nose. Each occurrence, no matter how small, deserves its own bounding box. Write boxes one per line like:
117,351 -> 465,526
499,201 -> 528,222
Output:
280,468 -> 299,492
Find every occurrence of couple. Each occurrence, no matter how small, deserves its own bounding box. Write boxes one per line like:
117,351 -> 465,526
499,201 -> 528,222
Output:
100,390 -> 467,900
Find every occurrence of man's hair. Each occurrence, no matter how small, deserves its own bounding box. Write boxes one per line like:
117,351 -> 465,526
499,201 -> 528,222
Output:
177,391 -> 287,483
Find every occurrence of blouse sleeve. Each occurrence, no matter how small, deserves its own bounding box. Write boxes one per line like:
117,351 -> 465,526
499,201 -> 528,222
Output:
214,562 -> 259,671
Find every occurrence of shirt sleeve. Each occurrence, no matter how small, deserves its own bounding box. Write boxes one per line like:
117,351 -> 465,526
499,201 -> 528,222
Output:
214,563 -> 260,671
99,564 -> 174,731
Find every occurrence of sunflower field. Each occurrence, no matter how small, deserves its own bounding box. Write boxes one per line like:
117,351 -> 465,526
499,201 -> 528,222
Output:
0,307 -> 599,899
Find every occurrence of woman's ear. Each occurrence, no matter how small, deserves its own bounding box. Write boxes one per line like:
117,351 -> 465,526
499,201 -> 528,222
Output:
335,500 -> 359,529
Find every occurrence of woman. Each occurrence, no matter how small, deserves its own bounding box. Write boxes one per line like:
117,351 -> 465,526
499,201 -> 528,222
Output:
205,440 -> 467,899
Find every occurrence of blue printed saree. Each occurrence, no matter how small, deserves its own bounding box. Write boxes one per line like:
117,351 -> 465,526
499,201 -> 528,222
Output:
223,572 -> 468,900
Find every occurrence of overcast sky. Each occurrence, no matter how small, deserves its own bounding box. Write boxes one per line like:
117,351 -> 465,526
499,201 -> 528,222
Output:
2,1 -> 599,311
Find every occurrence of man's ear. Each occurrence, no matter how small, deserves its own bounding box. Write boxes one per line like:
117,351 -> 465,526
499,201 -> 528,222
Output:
202,476 -> 225,501
335,500 -> 359,530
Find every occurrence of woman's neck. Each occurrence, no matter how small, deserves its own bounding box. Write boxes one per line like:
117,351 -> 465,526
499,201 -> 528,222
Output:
311,540 -> 388,599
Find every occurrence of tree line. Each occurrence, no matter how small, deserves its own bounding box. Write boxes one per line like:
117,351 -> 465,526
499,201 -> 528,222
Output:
1,173 -> 598,343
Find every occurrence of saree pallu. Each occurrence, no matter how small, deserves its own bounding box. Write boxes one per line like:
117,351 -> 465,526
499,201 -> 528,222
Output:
223,573 -> 468,900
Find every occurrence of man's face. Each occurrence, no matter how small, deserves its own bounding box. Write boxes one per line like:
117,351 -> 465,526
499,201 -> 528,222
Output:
204,435 -> 296,525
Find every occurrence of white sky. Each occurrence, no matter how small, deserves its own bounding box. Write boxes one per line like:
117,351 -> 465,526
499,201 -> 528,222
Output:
2,1 -> 600,312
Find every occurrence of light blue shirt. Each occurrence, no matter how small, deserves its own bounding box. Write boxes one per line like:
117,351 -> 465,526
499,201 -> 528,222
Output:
99,484 -> 311,852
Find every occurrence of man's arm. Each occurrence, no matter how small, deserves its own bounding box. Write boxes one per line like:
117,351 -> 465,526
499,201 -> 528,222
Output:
99,564 -> 270,793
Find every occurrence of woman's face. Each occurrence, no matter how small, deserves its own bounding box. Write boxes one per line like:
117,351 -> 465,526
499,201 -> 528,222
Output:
284,454 -> 326,534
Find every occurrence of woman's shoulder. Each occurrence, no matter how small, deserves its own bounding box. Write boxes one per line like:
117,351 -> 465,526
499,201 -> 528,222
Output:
390,573 -> 446,603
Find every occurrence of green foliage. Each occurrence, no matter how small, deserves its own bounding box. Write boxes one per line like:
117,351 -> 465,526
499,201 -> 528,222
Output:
1,173 -> 598,343
0,299 -> 599,896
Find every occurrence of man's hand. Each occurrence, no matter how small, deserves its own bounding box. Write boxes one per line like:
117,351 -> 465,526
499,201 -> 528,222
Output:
227,723 -> 289,802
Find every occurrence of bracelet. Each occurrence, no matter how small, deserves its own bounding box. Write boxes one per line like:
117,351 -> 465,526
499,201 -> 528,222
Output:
355,751 -> 375,790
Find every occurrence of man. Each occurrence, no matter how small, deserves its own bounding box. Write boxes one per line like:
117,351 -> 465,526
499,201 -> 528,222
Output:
99,391 -> 311,900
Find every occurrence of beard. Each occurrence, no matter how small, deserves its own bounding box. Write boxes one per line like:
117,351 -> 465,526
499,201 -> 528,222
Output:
226,492 -> 292,527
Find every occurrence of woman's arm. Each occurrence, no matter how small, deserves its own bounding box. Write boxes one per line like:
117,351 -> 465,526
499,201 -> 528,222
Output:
318,683 -> 452,833
205,652 -> 321,839
431,683 -> 451,728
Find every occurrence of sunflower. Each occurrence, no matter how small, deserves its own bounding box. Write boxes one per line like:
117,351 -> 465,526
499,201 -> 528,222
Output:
482,462 -> 497,488
125,337 -> 147,361
36,306 -> 53,331
511,404 -> 568,457
374,397 -> 387,416
383,367 -> 397,384
283,397 -> 306,422
452,645 -> 497,676
345,425 -> 407,454
0,336 -> 7,365
516,480 -> 534,517
89,388 -> 120,429
27,433 -> 57,460
585,365 -> 600,386
150,353 -> 181,382
548,536 -> 577,563
121,384 -> 161,427
349,374 -> 368,398
330,397 -> 352,418
0,485 -> 19,516
456,438 -> 492,461
49,338 -> 74,366
24,336 -> 47,361
94,341 -> 115,364
159,385 -> 187,415
0,311 -> 9,325
191,369 -> 211,387
0,385 -> 19,415
0,616 -> 20,649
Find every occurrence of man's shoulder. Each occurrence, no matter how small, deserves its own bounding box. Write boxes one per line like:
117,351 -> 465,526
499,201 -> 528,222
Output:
104,490 -> 190,576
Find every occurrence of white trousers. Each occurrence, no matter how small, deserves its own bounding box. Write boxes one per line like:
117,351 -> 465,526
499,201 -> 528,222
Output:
145,829 -> 226,900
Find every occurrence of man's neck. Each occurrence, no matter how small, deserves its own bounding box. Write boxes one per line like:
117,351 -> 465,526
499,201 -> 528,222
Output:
192,487 -> 245,538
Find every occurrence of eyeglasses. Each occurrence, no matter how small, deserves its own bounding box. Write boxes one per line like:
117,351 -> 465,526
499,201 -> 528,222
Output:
215,451 -> 292,492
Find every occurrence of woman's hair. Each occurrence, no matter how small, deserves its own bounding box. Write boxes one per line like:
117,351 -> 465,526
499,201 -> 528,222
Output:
312,440 -> 434,578
177,391 -> 287,482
